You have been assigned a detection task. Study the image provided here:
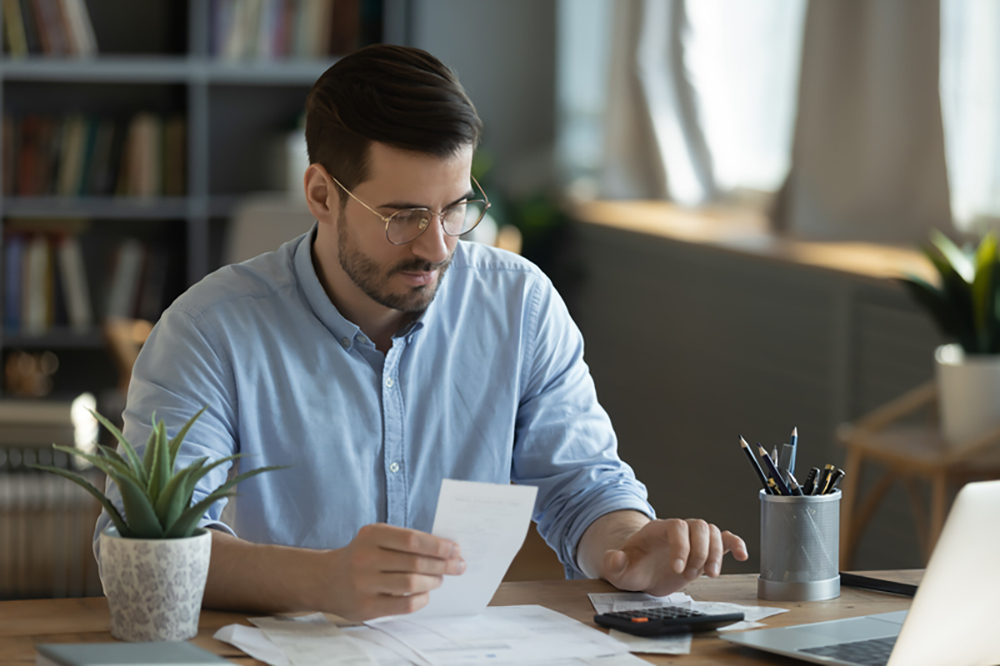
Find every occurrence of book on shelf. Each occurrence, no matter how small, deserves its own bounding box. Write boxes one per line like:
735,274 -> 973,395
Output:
55,234 -> 92,332
1,0 -> 97,57
3,224 -> 176,339
210,0 -> 357,61
2,113 -> 185,198
103,238 -> 145,321
4,234 -> 25,332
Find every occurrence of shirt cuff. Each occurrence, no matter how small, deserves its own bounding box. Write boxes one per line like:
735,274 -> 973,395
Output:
564,495 -> 657,580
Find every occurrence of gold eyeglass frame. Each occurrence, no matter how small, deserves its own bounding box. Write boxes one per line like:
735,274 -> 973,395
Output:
331,174 -> 492,246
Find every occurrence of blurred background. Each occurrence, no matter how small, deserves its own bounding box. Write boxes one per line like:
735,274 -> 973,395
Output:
2,0 -> 998,598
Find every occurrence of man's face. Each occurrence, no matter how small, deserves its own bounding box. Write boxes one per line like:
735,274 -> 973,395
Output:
333,142 -> 474,314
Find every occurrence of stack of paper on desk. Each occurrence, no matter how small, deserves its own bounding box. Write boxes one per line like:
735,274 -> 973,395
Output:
215,481 -> 646,665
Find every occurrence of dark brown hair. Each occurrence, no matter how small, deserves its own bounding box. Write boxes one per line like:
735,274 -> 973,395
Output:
305,44 -> 482,201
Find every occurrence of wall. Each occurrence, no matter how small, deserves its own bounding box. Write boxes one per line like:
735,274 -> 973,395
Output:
409,0 -> 557,193
569,221 -> 944,573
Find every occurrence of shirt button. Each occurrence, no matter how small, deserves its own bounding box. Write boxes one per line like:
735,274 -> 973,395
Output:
385,377 -> 395,388
340,337 -> 350,348
357,335 -> 368,344
389,462 -> 400,473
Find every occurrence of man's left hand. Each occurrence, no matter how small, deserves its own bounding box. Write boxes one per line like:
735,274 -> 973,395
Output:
599,518 -> 748,596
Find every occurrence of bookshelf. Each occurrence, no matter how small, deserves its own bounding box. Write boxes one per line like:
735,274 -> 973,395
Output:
1,0 -> 397,400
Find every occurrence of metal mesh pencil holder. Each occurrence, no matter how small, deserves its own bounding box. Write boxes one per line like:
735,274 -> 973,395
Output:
758,489 -> 841,601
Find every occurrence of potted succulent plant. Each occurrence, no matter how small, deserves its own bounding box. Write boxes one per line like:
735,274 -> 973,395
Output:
31,407 -> 286,642
901,230 -> 1000,448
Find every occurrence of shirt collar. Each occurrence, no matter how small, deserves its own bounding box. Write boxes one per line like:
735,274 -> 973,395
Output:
294,225 -> 362,346
293,224 -> 434,346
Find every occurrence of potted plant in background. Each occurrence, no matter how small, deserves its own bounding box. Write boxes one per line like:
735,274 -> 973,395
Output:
901,230 -> 1000,449
31,407 -> 286,642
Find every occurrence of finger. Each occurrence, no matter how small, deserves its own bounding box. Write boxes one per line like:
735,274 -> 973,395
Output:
380,550 -> 466,576
359,591 -> 432,620
374,572 -> 445,596
722,531 -> 749,561
683,519 -> 710,580
663,519 -> 690,575
363,524 -> 460,559
704,523 -> 723,577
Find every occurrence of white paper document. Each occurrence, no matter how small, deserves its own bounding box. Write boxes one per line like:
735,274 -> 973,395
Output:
366,604 -> 628,665
608,629 -> 693,655
587,591 -> 694,615
250,614 -> 378,666
410,479 -> 537,618
217,607 -> 638,666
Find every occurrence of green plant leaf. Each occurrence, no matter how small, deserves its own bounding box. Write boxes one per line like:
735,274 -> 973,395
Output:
168,406 -> 207,471
141,422 -> 158,480
930,230 -> 975,283
88,409 -> 148,487
153,457 -> 208,529
116,470 -> 164,538
163,464 -> 289,538
147,420 -> 171,504
51,444 -> 137,484
94,443 -> 129,469
972,234 -> 998,353
28,464 -> 132,537
898,276 -> 978,351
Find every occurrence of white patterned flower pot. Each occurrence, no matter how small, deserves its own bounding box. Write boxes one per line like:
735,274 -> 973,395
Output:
99,527 -> 212,642
936,344 -> 1000,449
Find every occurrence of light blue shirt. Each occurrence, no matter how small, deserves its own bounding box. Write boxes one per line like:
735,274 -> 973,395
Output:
94,229 -> 654,577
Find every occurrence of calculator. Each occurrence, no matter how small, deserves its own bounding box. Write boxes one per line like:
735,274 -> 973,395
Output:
593,606 -> 745,636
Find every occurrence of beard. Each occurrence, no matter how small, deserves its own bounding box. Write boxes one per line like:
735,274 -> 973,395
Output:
337,210 -> 453,313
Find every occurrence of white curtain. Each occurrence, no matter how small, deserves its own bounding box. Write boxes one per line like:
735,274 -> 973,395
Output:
940,0 -> 1000,232
592,0 -> 806,204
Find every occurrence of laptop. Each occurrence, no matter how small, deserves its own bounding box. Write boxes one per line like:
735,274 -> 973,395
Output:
721,479 -> 1000,666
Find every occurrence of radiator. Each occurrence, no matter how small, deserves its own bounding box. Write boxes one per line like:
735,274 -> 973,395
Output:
0,447 -> 103,600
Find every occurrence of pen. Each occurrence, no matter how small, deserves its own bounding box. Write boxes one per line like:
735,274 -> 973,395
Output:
788,426 -> 798,476
818,464 -> 836,494
757,444 -> 791,496
787,471 -> 804,496
827,468 -> 846,493
740,436 -> 773,495
803,467 -> 820,495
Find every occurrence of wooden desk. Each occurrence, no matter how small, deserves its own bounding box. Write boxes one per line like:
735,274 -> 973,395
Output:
0,571 -> 921,665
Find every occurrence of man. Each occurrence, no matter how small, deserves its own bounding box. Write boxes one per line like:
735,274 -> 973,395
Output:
94,44 -> 747,621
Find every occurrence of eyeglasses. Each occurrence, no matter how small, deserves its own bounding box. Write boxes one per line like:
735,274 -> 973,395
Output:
331,175 -> 492,246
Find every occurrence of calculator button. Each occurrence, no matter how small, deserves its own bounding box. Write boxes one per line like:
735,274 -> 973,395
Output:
630,617 -> 649,623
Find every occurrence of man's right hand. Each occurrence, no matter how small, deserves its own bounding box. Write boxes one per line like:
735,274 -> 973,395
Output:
202,525 -> 464,621
326,523 -> 465,621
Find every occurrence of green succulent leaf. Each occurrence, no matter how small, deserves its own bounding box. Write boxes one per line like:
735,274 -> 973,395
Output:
28,464 -> 132,537
972,233 -> 998,353
141,423 -> 158,480
88,409 -> 148,488
51,444 -> 137,484
147,420 -> 171,504
930,230 -> 974,283
164,464 -> 289,538
117,471 -> 164,538
153,457 -> 208,529
168,406 -> 207,471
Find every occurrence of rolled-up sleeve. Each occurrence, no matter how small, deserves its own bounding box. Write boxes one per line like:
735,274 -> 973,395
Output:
92,305 -> 240,564
511,275 -> 655,578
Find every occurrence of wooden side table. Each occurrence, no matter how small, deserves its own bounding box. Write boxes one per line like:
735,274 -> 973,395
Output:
837,380 -> 1000,568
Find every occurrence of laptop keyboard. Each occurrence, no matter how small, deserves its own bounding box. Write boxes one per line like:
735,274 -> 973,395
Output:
800,636 -> 897,666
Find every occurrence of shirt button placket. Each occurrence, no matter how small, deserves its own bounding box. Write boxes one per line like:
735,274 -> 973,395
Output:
382,352 -> 406,527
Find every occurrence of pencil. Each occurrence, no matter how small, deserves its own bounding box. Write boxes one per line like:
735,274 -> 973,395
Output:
788,426 -> 798,476
740,436 -> 773,494
757,444 -> 791,496
787,471 -> 804,496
